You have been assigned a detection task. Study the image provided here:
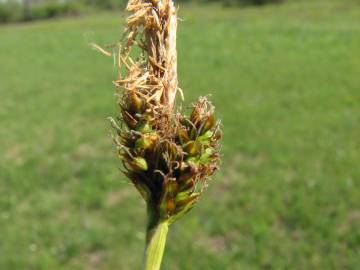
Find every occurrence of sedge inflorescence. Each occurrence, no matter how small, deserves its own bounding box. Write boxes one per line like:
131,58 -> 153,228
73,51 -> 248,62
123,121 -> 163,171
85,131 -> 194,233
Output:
110,0 -> 222,226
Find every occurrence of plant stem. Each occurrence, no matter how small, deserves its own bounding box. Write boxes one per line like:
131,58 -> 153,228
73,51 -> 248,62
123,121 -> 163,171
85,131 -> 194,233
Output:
143,221 -> 169,270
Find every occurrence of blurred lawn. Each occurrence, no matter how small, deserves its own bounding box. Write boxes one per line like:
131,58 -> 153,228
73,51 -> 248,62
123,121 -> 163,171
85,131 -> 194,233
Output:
1,1 -> 360,269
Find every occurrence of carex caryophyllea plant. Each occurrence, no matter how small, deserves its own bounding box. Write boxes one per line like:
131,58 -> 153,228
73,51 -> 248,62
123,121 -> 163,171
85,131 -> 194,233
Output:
101,0 -> 222,269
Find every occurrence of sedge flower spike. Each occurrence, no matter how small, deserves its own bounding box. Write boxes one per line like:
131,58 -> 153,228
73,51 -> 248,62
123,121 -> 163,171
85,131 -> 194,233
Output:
106,0 -> 222,269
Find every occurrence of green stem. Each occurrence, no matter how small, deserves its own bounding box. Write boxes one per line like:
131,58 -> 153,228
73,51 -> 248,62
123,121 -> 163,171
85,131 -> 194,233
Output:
143,221 -> 169,270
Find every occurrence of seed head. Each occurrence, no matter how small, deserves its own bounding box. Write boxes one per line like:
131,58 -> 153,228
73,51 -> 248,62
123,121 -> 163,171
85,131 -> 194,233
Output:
111,0 -> 222,224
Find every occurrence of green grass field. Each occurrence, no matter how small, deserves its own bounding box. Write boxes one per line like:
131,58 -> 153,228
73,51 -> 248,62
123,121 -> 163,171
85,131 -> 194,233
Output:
1,1 -> 360,269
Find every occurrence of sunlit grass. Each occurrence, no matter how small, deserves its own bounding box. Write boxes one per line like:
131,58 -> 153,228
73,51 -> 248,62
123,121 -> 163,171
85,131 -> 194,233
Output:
0,1 -> 359,269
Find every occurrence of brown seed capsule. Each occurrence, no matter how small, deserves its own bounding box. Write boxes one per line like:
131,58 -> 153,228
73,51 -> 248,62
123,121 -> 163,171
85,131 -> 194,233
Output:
190,106 -> 201,126
119,132 -> 133,147
201,114 -> 216,134
159,180 -> 178,217
178,129 -> 190,144
128,92 -> 144,114
166,180 -> 178,194
183,141 -> 199,156
167,143 -> 180,159
167,199 -> 176,212
178,178 -> 195,192
190,127 -> 198,140
178,165 -> 196,183
180,116 -> 192,129
122,110 -> 137,129
213,129 -> 222,141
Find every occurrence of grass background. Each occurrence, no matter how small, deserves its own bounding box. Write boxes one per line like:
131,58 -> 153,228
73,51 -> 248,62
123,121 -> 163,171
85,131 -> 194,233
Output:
1,0 -> 360,269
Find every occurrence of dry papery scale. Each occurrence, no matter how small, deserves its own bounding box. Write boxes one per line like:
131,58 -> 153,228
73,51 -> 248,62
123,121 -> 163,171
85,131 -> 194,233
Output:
99,0 -> 222,268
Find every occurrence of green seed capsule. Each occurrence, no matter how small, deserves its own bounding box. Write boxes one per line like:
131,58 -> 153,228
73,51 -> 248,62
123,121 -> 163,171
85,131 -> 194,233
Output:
135,133 -> 158,150
175,193 -> 199,209
128,157 -> 148,171
197,130 -> 213,144
137,122 -> 152,133
135,137 -> 152,149
185,156 -> 199,165
199,147 -> 214,164
175,191 -> 191,203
